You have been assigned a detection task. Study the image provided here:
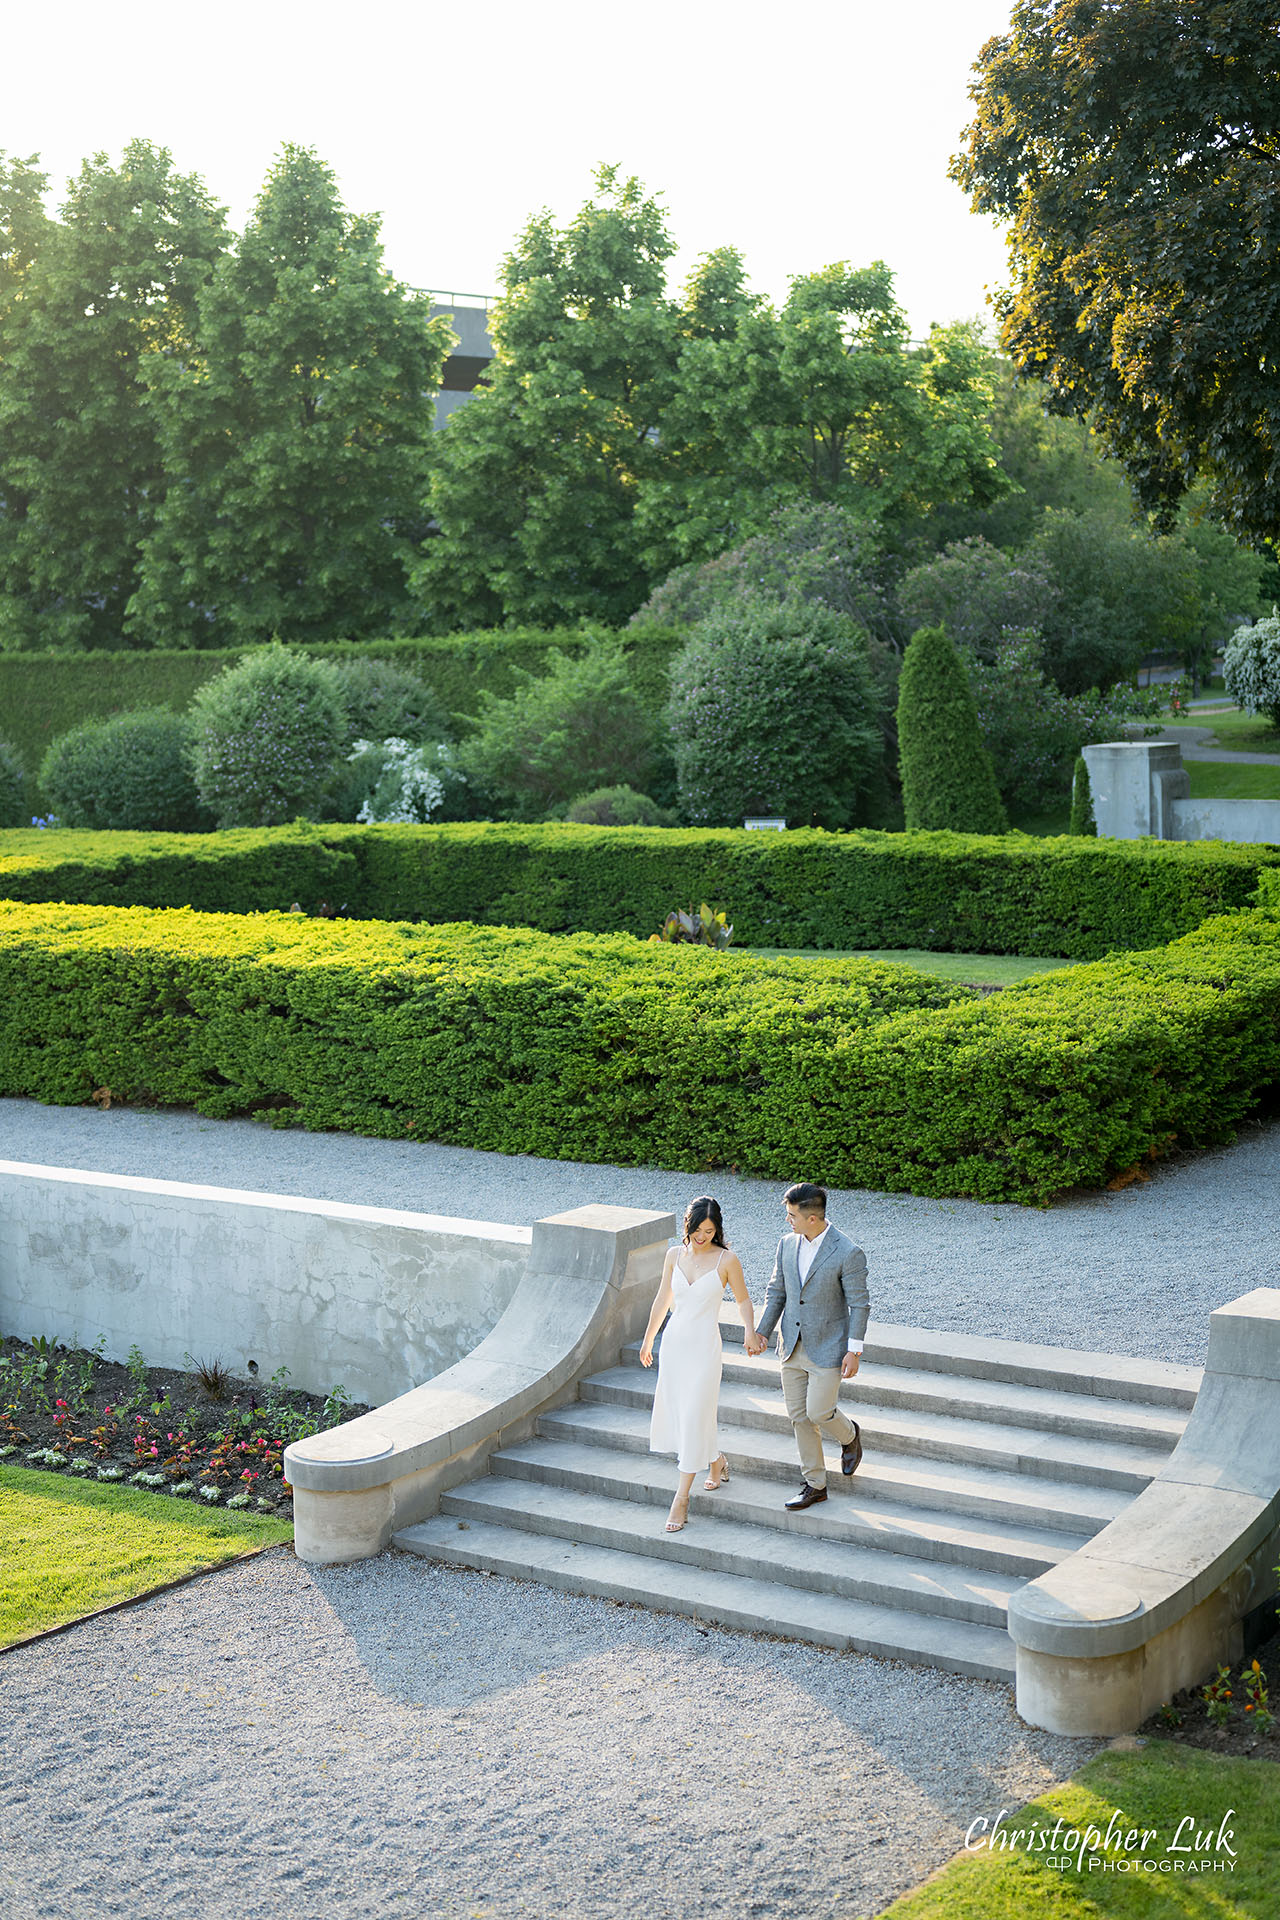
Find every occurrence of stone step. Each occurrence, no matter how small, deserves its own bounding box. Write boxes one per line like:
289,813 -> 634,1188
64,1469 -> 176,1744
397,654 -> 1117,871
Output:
489,1437 -> 1093,1578
583,1368 -> 1161,1494
717,1307 -> 1202,1410
624,1338 -> 1187,1452
394,1514 -> 1017,1682
537,1401 -> 1128,1533
441,1475 -> 1022,1627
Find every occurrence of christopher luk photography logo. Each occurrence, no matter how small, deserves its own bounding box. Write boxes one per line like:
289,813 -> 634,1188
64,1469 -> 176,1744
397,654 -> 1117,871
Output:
965,1805 -> 1238,1875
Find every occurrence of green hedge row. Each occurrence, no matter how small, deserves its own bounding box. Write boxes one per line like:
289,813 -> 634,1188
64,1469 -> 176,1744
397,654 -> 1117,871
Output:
0,627 -> 683,804
3,822 -> 1279,959
2,899 -> 1277,1204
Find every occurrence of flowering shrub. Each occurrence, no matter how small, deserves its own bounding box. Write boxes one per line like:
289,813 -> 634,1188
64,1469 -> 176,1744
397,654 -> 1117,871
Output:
1223,615 -> 1280,725
188,642 -> 346,827
344,737 -> 460,824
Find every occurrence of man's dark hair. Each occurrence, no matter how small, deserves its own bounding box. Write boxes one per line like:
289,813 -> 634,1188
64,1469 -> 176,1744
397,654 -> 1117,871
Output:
784,1182 -> 827,1216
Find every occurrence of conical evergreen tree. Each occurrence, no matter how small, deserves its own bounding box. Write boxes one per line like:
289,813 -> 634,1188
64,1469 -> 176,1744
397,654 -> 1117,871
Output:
1069,754 -> 1098,835
896,624 -> 1007,832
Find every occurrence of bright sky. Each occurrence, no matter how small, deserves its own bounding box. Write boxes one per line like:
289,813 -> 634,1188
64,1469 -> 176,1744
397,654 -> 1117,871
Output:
10,0 -> 1016,335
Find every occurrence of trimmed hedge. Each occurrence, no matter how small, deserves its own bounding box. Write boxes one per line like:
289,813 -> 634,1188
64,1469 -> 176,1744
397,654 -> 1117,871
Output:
1,900 -> 1277,1203
0,627 -> 683,807
3,823 -> 1280,959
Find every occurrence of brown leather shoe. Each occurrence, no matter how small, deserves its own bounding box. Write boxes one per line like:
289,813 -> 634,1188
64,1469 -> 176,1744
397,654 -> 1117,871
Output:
841,1422 -> 863,1476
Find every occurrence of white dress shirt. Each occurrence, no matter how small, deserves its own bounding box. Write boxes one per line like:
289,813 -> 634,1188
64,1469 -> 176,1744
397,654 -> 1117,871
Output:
796,1224 -> 863,1354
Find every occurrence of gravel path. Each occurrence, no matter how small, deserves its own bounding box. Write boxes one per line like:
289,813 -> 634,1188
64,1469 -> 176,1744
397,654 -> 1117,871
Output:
4,1095 -> 1276,1917
4,1095 -> 1278,1367
0,1548 -> 1099,1920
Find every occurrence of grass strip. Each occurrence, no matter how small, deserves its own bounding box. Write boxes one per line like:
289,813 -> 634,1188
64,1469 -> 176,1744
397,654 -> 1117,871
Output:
739,948 -> 1077,985
883,1741 -> 1280,1917
0,1464 -> 293,1647
1186,761 -> 1280,801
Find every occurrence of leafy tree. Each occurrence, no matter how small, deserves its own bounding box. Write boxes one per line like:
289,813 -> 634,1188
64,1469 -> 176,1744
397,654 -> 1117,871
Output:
413,167 -> 687,630
964,633 -> 1157,814
896,626 -> 1006,833
666,597 -> 885,829
187,642 -> 346,827
952,0 -> 1280,545
456,635 -> 659,818
415,171 -> 1008,626
631,501 -> 899,649
0,142 -> 228,651
900,538 -> 1059,658
130,146 -> 452,648
38,709 -> 209,831
1028,509 -> 1201,693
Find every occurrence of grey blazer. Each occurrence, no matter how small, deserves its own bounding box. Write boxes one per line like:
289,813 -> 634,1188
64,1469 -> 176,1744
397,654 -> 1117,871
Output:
755,1226 -> 870,1369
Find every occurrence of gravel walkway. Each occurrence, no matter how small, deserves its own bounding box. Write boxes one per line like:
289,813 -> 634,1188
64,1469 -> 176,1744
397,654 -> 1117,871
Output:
4,1095 -> 1278,1367
0,1548 -> 1098,1920
4,1095 -> 1277,1918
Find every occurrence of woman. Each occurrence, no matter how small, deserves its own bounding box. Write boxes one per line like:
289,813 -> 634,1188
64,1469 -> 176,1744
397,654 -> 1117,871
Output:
640,1195 -> 757,1534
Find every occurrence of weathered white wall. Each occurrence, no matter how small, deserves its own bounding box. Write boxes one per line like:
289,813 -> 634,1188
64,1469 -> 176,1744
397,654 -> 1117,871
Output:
0,1160 -> 531,1407
1170,795 -> 1280,843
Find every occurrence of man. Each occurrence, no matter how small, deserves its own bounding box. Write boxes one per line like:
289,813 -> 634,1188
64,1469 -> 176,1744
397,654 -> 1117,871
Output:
746,1182 -> 868,1511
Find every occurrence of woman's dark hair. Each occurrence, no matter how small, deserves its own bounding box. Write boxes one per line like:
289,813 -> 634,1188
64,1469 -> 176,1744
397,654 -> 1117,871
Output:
682,1195 -> 727,1247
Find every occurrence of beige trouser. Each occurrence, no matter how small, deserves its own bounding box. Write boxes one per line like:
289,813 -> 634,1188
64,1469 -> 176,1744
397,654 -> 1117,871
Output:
780,1337 -> 856,1489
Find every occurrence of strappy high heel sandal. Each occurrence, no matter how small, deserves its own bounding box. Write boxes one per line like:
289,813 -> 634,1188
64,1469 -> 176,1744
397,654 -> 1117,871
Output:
665,1496 -> 690,1533
704,1453 -> 730,1492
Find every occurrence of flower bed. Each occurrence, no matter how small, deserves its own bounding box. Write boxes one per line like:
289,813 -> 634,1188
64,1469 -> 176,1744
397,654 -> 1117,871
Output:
0,1333 -> 368,1513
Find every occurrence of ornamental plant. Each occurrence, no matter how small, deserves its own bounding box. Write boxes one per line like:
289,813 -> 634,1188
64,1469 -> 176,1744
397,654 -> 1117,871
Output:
667,594 -> 885,828
896,626 -> 1006,832
1069,756 -> 1097,836
38,709 -> 210,832
187,642 -> 347,827
345,737 -> 460,825
1223,614 -> 1280,726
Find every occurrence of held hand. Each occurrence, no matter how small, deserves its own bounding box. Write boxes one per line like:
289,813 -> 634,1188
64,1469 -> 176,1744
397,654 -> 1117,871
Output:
640,1342 -> 654,1368
841,1351 -> 861,1380
743,1332 -> 764,1358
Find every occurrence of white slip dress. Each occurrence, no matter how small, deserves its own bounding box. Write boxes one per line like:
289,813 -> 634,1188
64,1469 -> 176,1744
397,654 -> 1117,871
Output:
649,1248 -> 726,1474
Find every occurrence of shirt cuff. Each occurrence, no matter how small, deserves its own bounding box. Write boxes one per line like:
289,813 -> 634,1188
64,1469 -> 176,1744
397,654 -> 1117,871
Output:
847,1339 -> 863,1354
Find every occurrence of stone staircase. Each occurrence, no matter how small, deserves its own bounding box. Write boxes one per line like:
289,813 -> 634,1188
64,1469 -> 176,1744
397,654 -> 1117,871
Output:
395,1309 -> 1200,1682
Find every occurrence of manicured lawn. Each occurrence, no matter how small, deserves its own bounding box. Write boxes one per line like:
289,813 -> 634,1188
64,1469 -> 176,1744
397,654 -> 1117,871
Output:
0,1463 -> 293,1646
883,1742 -> 1280,1917
1186,760 -> 1280,800
740,947 -> 1076,985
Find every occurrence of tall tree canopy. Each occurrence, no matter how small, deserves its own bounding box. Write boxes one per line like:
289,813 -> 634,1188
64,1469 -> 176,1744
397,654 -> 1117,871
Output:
415,168 -> 1006,629
0,142 -> 227,650
952,0 -> 1280,546
130,146 -> 452,647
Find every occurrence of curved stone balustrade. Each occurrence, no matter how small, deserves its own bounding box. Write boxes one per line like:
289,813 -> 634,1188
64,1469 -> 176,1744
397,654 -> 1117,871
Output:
1009,1287 -> 1280,1734
285,1204 -> 674,1564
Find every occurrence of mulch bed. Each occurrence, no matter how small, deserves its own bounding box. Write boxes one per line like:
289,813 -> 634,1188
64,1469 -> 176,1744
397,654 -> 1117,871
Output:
0,1334 -> 371,1515
1137,1621 -> 1280,1761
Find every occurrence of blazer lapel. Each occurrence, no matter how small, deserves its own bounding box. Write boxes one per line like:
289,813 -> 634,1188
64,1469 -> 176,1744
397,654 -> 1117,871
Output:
800,1229 -> 841,1296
